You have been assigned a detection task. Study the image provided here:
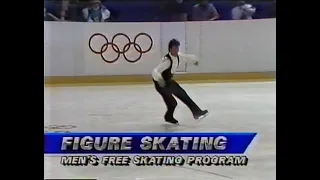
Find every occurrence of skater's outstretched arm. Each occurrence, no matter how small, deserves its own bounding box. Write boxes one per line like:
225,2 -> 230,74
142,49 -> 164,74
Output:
178,52 -> 199,66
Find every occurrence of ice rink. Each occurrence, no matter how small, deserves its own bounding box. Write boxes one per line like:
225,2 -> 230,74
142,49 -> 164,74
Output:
44,81 -> 276,180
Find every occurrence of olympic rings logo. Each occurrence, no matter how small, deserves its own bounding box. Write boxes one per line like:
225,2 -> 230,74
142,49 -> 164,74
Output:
88,33 -> 153,63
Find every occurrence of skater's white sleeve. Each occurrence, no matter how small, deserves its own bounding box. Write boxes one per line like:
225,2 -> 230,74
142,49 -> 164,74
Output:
178,52 -> 198,64
152,57 -> 171,81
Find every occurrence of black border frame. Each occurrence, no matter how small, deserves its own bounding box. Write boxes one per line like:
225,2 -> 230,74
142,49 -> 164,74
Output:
277,1 -> 287,179
4,0 -> 307,180
3,0 -> 43,179
277,0 -> 314,179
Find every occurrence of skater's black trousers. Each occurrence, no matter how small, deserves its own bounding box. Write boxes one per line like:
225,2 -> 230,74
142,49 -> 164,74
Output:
153,79 -> 201,119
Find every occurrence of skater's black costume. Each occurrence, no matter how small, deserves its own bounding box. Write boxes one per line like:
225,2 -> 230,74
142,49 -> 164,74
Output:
152,39 -> 208,124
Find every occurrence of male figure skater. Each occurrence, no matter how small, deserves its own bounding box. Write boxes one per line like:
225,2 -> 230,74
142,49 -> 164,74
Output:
152,39 -> 208,124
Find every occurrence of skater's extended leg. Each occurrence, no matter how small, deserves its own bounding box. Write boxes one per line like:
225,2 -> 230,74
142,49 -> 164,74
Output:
153,80 -> 179,124
169,80 -> 208,119
169,80 -> 201,113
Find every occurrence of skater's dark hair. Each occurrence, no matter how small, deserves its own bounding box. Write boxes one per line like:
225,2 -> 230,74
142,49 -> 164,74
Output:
168,39 -> 180,51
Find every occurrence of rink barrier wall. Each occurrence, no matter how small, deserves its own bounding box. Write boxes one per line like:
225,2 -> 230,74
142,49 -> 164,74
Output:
45,72 -> 275,87
44,19 -> 276,86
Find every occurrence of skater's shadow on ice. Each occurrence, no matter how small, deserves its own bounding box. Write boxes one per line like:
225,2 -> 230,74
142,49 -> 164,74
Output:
159,124 -> 194,132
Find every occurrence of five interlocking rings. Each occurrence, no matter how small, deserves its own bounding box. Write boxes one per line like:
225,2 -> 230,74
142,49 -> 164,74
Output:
88,33 -> 153,63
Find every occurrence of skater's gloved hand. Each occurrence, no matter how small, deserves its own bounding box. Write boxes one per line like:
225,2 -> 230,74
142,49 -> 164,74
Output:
158,79 -> 166,87
193,61 -> 199,66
